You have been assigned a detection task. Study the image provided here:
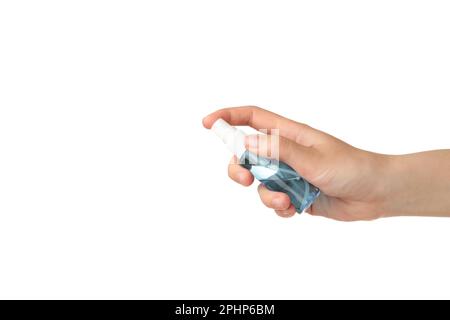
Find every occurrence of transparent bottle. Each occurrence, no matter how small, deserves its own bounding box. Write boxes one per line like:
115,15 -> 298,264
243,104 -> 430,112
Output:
211,119 -> 320,213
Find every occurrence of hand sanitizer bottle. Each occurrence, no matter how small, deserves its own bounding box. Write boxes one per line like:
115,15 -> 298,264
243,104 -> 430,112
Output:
211,118 -> 320,213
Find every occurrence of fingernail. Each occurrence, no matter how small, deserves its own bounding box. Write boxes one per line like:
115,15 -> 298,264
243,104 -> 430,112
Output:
271,197 -> 285,209
245,135 -> 258,148
237,172 -> 247,184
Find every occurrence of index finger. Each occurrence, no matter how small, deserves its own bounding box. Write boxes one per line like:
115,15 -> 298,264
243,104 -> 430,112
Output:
202,106 -> 318,145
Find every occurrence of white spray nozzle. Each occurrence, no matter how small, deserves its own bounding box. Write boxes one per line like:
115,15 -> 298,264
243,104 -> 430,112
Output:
211,118 -> 247,159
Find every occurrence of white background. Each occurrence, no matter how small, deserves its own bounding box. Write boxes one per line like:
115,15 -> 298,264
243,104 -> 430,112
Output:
0,0 -> 449,299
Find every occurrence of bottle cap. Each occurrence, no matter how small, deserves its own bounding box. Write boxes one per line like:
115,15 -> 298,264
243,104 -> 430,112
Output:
211,118 -> 246,158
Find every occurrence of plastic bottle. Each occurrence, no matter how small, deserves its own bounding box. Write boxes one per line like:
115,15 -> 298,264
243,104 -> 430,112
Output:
211,118 -> 320,213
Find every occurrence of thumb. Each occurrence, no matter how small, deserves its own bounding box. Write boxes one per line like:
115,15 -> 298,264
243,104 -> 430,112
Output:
244,134 -> 321,182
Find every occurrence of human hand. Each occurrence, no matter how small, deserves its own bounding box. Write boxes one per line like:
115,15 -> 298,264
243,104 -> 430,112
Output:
203,106 -> 393,221
204,106 -> 450,220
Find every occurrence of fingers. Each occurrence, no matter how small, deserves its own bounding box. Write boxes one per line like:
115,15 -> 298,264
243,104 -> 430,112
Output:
258,183 -> 290,210
228,156 -> 254,186
275,204 -> 297,218
203,106 -> 320,146
228,158 -> 297,218
245,133 -> 321,181
257,184 -> 296,218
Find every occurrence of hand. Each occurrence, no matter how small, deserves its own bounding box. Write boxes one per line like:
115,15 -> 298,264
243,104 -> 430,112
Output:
203,106 -> 450,220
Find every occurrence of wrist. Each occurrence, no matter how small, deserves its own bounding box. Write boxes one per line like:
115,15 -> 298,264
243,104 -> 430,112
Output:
374,152 -> 449,218
373,154 -> 401,218
361,152 -> 404,219
385,151 -> 450,217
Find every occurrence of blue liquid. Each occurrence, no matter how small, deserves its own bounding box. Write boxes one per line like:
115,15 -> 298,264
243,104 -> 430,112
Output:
240,151 -> 320,213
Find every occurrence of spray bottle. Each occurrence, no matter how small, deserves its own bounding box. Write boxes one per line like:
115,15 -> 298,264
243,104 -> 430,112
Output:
211,118 -> 320,213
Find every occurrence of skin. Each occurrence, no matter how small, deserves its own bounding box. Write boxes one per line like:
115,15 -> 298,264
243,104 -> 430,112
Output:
202,106 -> 450,221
